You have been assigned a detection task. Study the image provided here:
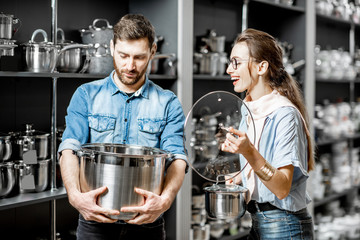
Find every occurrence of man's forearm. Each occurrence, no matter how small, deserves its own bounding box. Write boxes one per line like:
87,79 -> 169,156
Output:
60,149 -> 81,197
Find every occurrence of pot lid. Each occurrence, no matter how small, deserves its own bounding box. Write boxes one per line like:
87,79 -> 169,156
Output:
0,132 -> 11,139
81,18 -> 113,32
184,91 -> 255,183
17,124 -> 50,137
204,183 -> 248,193
0,12 -> 14,18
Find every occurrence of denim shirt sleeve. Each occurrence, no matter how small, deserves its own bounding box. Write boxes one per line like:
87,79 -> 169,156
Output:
58,86 -> 89,154
159,94 -> 188,171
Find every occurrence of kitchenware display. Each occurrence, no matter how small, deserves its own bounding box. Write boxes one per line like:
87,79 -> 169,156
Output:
201,30 -> 226,53
80,18 -> 113,45
0,39 -> 17,58
14,159 -> 51,193
0,162 -> 15,198
184,91 -> 255,182
22,29 -> 90,73
12,124 -> 50,160
184,91 -> 254,220
147,53 -> 176,75
77,143 -> 170,220
0,132 -> 12,161
0,12 -> 21,40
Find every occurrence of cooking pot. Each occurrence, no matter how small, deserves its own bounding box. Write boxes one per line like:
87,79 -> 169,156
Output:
56,28 -> 89,73
0,13 -> 21,39
22,29 -> 90,73
77,143 -> 169,220
80,18 -> 113,45
0,132 -> 12,161
196,52 -> 220,76
0,162 -> 15,197
82,43 -> 113,75
14,159 -> 50,193
204,183 -> 248,220
12,124 -> 50,160
201,30 -> 226,53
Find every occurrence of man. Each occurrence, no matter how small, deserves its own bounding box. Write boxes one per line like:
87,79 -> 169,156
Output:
58,14 -> 187,240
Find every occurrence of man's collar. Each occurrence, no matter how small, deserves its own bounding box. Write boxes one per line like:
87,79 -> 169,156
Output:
109,71 -> 149,99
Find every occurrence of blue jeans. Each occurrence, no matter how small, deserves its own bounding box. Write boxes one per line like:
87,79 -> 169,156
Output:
248,208 -> 314,239
76,215 -> 166,240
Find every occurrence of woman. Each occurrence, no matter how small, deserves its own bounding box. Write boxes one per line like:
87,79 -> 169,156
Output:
221,28 -> 315,239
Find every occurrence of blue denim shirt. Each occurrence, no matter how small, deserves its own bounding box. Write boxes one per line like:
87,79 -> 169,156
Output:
58,71 -> 187,169
239,106 -> 311,212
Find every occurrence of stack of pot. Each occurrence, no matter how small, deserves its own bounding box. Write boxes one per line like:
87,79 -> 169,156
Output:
79,19 -> 114,75
0,124 -> 51,198
194,30 -> 227,76
0,12 -> 20,59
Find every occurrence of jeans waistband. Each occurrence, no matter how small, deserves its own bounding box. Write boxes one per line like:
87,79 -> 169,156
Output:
247,200 -> 280,214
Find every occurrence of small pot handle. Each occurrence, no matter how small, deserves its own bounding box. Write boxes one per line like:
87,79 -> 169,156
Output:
12,17 -> 22,36
3,139 -> 12,161
76,149 -> 95,160
92,18 -> 112,30
30,29 -> 48,43
57,28 -> 66,42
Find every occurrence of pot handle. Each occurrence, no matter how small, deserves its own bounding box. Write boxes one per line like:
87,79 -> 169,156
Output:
92,18 -> 112,30
3,139 -> 12,161
79,51 -> 91,74
12,17 -> 22,36
31,29 -> 48,43
57,28 -> 66,42
76,149 -> 96,160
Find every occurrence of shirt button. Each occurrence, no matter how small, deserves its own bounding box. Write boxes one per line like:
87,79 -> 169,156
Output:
125,119 -> 127,122
126,99 -> 130,103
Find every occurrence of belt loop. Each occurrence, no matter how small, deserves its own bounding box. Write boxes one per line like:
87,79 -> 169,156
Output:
254,201 -> 260,212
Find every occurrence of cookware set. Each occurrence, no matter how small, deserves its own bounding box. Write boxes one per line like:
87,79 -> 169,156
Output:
0,124 -> 51,198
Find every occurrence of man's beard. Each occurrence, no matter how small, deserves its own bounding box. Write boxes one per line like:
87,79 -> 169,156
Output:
113,58 -> 149,86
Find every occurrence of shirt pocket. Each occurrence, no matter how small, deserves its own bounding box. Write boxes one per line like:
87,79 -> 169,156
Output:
88,115 -> 116,132
137,118 -> 166,142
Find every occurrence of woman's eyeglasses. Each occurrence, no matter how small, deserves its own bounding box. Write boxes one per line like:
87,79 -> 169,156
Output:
228,58 -> 250,70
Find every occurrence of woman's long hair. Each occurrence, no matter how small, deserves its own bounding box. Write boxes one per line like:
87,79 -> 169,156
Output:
235,28 -> 315,171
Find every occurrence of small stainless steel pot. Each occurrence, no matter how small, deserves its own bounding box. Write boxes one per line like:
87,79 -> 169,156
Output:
0,39 -> 17,57
0,162 -> 15,197
80,18 -> 113,45
83,43 -> 113,75
204,184 -> 248,220
0,13 -> 20,39
0,132 -> 12,161
14,159 -> 51,193
78,143 -> 169,220
12,124 -> 50,160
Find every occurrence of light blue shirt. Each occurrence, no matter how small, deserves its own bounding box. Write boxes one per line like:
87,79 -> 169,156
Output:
239,106 -> 311,212
58,71 -> 187,170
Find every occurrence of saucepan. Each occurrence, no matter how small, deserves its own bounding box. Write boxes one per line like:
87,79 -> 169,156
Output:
77,143 -> 170,220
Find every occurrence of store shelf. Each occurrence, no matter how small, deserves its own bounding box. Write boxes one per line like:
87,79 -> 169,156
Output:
316,133 -> 360,147
0,71 -> 177,80
194,74 -> 231,81
0,186 -> 67,211
314,185 -> 360,208
316,77 -> 360,84
316,12 -> 356,27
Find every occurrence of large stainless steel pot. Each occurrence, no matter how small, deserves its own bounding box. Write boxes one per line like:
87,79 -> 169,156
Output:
12,124 -> 50,160
78,143 -> 169,220
0,13 -> 20,39
0,162 -> 15,198
0,132 -> 12,161
83,43 -> 113,75
14,159 -> 50,193
80,19 -> 113,45
201,30 -> 226,53
22,29 -> 90,73
204,184 -> 248,220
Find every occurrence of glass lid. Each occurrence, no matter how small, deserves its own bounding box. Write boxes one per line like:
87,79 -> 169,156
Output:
184,91 -> 255,182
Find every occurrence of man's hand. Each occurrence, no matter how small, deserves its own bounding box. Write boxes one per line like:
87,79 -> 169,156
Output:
69,186 -> 120,223
120,188 -> 170,225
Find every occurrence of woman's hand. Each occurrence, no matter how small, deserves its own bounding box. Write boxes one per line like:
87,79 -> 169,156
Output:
221,127 -> 252,154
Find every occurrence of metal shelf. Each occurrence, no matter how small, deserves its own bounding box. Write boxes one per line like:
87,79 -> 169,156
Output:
316,133 -> 360,147
0,71 -> 177,80
316,77 -> 360,84
193,74 -> 231,81
0,187 -> 67,211
251,0 -> 305,13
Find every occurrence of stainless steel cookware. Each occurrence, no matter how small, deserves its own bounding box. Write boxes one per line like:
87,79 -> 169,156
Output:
83,43 -> 113,75
0,162 -> 15,197
204,184 -> 248,220
56,28 -> 89,73
0,132 -> 12,161
22,29 -> 90,73
201,30 -> 226,53
78,143 -> 169,220
14,159 -> 50,193
0,39 -> 17,57
80,19 -> 113,45
0,13 -> 20,39
12,124 -> 50,160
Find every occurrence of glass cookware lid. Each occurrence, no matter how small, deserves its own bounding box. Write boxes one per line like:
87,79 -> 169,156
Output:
184,91 -> 255,182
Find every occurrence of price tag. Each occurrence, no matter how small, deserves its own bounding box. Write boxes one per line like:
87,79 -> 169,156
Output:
21,175 -> 36,190
23,150 -> 37,164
